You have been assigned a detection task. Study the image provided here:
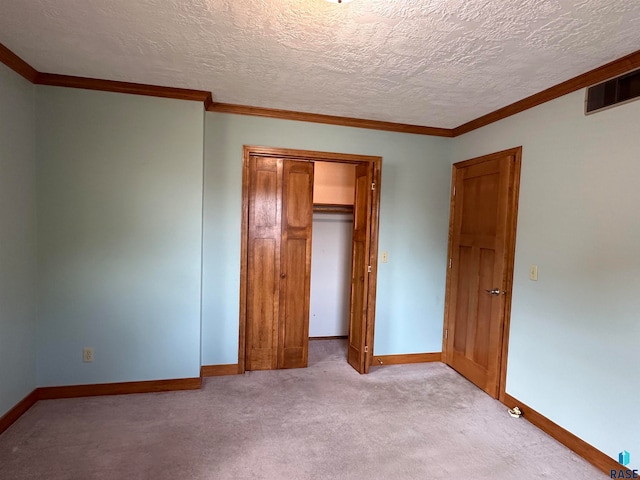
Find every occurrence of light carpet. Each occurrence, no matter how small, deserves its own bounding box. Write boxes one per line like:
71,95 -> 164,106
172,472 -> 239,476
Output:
0,340 -> 604,479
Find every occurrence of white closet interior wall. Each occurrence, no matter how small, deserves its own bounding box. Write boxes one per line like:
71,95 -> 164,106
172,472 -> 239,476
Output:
309,212 -> 353,337
309,161 -> 355,337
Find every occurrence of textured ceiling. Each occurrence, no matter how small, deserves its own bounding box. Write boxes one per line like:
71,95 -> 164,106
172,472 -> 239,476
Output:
1,0 -> 640,128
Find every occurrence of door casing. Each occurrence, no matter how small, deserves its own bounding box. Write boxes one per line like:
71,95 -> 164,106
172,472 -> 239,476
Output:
238,145 -> 382,374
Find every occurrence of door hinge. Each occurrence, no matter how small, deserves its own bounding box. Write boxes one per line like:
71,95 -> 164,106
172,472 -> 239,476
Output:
371,182 -> 375,191
364,346 -> 369,353
449,258 -> 452,268
453,186 -> 456,196
368,265 -> 372,273
445,329 -> 448,339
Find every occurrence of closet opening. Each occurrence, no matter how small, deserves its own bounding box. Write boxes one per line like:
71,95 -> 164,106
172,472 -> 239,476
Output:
309,162 -> 355,361
238,146 -> 382,375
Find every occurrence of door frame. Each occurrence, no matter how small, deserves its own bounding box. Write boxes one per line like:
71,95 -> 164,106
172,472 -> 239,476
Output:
238,145 -> 382,374
442,147 -> 522,402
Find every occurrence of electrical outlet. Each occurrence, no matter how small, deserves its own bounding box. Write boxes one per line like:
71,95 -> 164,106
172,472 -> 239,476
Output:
83,347 -> 94,363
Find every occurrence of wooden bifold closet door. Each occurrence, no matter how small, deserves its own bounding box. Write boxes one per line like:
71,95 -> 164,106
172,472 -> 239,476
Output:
245,155 -> 314,370
347,162 -> 372,373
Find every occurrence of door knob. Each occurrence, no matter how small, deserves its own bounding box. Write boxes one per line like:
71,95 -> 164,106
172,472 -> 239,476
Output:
280,273 -> 286,279
485,288 -> 500,296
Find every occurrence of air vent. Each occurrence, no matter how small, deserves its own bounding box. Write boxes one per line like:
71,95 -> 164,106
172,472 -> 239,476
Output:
585,68 -> 640,114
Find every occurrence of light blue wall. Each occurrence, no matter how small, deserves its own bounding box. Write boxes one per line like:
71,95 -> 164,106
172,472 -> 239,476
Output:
202,113 -> 452,365
453,90 -> 640,468
0,64 -> 37,416
35,87 -> 204,386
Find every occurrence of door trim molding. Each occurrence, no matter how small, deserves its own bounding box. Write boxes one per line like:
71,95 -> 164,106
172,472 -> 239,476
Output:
498,149 -> 522,402
238,146 -> 382,374
442,147 -> 522,401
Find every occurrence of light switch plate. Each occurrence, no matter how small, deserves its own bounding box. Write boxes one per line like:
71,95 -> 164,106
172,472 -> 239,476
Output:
529,264 -> 538,281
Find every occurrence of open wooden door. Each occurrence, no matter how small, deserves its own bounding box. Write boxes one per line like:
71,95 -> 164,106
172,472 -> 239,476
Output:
443,148 -> 521,399
347,163 -> 373,374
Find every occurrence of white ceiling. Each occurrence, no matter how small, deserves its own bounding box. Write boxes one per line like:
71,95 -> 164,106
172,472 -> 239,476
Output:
1,0 -> 640,128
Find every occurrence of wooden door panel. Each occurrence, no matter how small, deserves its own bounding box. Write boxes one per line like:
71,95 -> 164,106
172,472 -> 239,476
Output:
474,248 -> 495,368
348,241 -> 365,368
460,173 -> 500,237
286,172 -> 312,228
278,160 -> 313,369
451,351 -> 488,389
445,149 -> 521,399
246,157 -> 281,371
254,172 -> 278,227
453,246 -> 473,354
353,173 -> 367,231
347,164 -> 372,373
247,239 -> 279,370
280,238 -> 308,368
458,234 -> 496,249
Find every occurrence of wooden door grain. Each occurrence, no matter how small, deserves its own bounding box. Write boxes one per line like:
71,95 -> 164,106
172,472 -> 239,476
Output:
347,163 -> 373,373
278,160 -> 314,369
239,146 -> 382,375
443,148 -> 521,399
246,156 -> 282,370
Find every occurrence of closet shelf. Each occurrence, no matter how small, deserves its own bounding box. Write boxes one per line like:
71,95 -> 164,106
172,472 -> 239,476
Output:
313,204 -> 354,214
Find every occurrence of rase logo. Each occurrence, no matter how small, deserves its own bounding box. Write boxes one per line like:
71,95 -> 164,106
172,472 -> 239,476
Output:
611,451 -> 638,479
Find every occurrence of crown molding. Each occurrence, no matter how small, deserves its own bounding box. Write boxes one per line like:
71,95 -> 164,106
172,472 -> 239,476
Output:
207,102 -> 454,137
34,72 -> 212,103
0,43 -> 38,82
1,41 -> 639,138
453,48 -> 640,136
